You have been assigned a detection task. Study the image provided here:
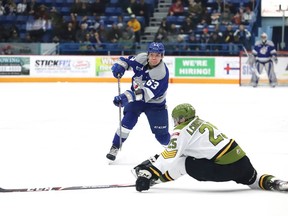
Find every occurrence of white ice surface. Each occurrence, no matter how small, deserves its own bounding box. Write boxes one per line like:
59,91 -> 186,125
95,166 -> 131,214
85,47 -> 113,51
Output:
0,82 -> 287,216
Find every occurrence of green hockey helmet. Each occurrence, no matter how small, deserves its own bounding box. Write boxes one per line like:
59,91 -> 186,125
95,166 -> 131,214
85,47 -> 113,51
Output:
172,103 -> 196,125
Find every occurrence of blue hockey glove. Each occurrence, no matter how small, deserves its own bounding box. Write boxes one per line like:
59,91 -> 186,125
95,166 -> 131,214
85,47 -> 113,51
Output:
113,90 -> 135,107
111,63 -> 125,78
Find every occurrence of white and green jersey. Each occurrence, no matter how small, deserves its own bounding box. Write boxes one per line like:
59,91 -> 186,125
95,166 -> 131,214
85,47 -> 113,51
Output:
153,116 -> 246,176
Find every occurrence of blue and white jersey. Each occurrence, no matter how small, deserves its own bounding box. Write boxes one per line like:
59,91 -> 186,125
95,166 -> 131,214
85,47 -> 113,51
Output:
252,40 -> 277,63
126,53 -> 169,105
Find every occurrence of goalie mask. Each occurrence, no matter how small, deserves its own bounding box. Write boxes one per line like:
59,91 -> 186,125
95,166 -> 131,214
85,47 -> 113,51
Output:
172,103 -> 196,126
261,32 -> 267,44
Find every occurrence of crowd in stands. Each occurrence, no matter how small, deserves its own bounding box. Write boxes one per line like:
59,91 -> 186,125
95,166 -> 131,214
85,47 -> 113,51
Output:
155,0 -> 257,55
0,0 -> 258,56
0,0 -> 151,46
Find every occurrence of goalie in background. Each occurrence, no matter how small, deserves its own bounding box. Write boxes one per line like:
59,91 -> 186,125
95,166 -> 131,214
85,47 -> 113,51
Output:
250,32 -> 278,88
133,103 -> 288,193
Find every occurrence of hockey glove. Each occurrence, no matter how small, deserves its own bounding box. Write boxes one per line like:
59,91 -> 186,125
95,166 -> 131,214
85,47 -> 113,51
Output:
136,170 -> 152,192
111,57 -> 130,78
113,90 -> 135,107
273,57 -> 278,64
111,63 -> 126,78
133,154 -> 159,177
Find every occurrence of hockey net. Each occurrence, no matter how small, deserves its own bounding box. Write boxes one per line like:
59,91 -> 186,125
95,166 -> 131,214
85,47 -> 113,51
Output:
239,51 -> 288,86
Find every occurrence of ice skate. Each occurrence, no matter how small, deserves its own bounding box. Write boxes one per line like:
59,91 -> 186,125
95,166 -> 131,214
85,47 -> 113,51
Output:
106,146 -> 119,161
267,178 -> 288,192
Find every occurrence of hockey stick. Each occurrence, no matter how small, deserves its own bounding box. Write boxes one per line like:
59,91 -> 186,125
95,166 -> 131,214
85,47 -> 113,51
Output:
0,183 -> 135,193
117,74 -> 123,149
242,46 -> 260,78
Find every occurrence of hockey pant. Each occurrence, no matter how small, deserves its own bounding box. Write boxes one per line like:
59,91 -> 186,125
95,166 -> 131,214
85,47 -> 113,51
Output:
159,155 -> 258,187
112,102 -> 170,148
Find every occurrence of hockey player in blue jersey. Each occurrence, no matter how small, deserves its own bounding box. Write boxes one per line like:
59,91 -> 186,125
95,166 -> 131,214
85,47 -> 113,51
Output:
250,32 -> 278,87
106,42 -> 170,161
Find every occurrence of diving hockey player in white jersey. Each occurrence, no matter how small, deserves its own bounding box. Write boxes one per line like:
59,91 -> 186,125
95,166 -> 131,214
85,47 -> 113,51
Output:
250,32 -> 278,87
133,103 -> 288,193
106,42 -> 170,161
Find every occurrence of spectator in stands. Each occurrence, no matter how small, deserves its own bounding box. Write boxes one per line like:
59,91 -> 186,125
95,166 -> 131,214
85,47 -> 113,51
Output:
232,10 -> 242,25
27,15 -> 48,42
79,33 -> 96,54
220,5 -> 233,25
154,27 -> 169,43
90,31 -> 105,54
16,0 -> 28,14
200,27 -> 210,51
75,21 -> 89,43
50,6 -> 64,37
234,24 -> 251,50
116,15 -> 126,29
4,0 -> 17,15
222,24 -> 237,55
97,23 -> 108,43
91,0 -> 105,16
88,15 -> 102,32
118,31 -> 134,54
242,6 -> 255,25
106,23 -> 122,43
186,33 -> 200,54
210,12 -> 220,25
127,14 -> 141,45
168,0 -> 184,16
180,17 -> 195,35
200,7 -> 212,25
166,23 -> 181,48
173,35 -> 187,55
208,31 -> 222,56
132,0 -> 150,26
6,24 -> 20,42
68,13 -> 79,30
165,23 -> 181,54
244,0 -> 256,11
26,0 -> 38,16
188,0 -> 203,19
159,17 -> 170,32
77,1 -> 91,16
8,29 -> 20,43
90,31 -> 103,50
60,21 -> 76,42
123,23 -> 134,39
36,4 -> 50,20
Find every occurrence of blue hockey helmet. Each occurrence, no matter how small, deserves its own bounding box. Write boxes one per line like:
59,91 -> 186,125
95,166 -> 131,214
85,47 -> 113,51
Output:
147,42 -> 165,55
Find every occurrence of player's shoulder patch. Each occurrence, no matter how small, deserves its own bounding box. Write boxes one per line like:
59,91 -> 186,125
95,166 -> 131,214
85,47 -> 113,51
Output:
135,53 -> 148,65
149,61 -> 166,80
